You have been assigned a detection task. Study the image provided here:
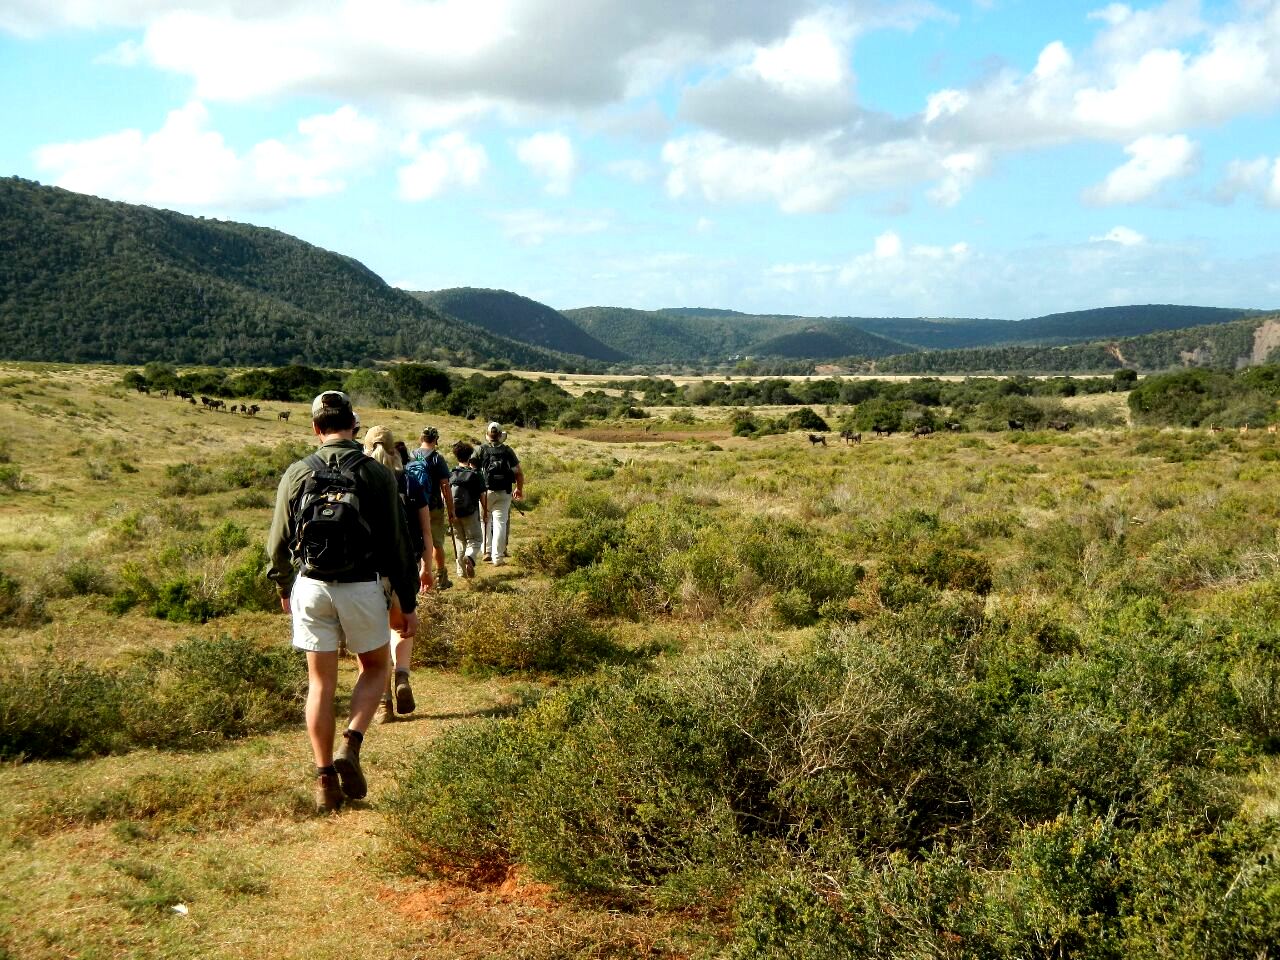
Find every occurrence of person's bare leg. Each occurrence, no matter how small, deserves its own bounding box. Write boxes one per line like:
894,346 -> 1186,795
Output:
305,651 -> 339,767
349,643 -> 390,733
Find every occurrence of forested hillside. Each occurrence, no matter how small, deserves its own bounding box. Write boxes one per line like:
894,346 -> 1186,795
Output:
876,315 -> 1278,373
563,306 -> 909,362
414,287 -> 626,362
0,178 -> 566,369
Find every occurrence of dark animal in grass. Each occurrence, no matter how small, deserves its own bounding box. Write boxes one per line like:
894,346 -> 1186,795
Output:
159,389 -> 169,399
872,425 -> 895,438
187,397 -> 196,405
247,404 -> 260,416
1048,420 -> 1071,431
136,384 -> 149,394
278,411 -> 291,422
1007,419 -> 1025,431
839,430 -> 861,445
912,425 -> 933,438
807,433 -> 827,446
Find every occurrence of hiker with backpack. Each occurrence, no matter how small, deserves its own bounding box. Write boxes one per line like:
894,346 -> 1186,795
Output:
449,440 -> 487,579
363,425 -> 432,722
266,392 -> 419,813
478,421 -> 523,566
405,427 -> 456,589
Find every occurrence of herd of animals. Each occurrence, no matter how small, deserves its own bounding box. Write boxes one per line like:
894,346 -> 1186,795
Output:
805,418 -> 1074,446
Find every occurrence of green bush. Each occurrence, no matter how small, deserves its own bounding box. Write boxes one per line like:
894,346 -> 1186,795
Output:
388,593 -> 1261,932
415,588 -> 611,674
0,570 -> 47,626
0,635 -> 305,761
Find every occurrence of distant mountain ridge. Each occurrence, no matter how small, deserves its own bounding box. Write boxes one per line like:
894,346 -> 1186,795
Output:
0,177 -> 567,369
875,315 -> 1280,374
413,287 -> 627,362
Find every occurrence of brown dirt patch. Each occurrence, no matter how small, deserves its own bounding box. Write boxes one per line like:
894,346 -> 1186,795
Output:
381,866 -> 556,923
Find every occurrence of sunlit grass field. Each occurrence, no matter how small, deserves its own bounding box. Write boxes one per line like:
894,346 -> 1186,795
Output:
1,362 -> 1277,958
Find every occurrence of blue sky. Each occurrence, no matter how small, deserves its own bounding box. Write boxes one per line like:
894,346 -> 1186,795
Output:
3,0 -> 1280,320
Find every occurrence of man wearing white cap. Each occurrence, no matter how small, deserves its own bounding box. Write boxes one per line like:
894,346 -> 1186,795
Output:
266,390 -> 419,812
477,421 -> 524,566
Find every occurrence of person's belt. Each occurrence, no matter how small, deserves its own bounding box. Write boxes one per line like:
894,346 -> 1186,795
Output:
301,570 -> 378,585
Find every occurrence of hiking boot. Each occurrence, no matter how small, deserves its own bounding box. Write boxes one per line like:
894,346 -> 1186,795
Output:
376,694 -> 395,724
333,733 -> 367,801
462,556 -> 475,579
437,569 -> 451,590
394,671 -> 416,715
314,770 -> 343,813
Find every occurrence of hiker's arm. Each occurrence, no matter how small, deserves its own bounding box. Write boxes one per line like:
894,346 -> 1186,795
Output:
441,477 -> 456,521
265,465 -> 302,603
514,464 -> 525,501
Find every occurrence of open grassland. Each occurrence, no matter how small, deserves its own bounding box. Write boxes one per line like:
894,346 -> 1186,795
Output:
1,362 -> 1279,958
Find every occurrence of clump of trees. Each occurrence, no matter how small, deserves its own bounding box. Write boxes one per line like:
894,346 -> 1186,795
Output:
1129,365 -> 1280,427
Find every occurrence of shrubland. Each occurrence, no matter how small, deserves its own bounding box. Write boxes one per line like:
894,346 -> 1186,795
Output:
3,361 -> 1280,958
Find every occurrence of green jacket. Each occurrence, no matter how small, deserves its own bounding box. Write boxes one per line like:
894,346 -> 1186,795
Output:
266,438 -> 418,614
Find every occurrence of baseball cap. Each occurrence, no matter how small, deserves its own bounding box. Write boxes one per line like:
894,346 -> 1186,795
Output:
487,421 -> 502,436
311,391 -> 352,416
365,424 -> 393,448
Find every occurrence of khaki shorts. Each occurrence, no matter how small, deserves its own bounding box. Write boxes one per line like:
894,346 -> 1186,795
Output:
430,508 -> 447,549
290,576 -> 389,654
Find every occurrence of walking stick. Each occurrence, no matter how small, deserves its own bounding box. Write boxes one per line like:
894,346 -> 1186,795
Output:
448,518 -> 462,577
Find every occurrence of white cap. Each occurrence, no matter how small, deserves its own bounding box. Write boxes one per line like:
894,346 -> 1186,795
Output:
487,421 -> 502,437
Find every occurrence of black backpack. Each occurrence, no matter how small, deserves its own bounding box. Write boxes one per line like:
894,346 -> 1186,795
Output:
482,444 -> 515,491
290,451 -> 375,579
450,466 -> 480,517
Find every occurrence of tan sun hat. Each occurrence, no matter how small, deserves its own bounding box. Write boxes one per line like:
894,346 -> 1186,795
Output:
364,424 -> 394,449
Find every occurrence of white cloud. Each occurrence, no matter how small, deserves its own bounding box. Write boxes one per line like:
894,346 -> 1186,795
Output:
1217,155 -> 1280,207
1084,133 -> 1198,205
491,209 -> 610,246
1091,225 -> 1147,245
515,132 -> 577,195
69,0 -> 813,116
926,3 -> 1280,150
398,131 -> 488,201
33,101 -> 380,210
759,231 -> 1275,319
662,132 -> 955,214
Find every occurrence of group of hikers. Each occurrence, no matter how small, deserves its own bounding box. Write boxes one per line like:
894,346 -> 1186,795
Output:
265,391 -> 525,812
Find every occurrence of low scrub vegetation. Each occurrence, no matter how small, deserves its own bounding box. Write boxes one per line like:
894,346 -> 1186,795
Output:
0,634 -> 305,760
388,595 -> 1278,955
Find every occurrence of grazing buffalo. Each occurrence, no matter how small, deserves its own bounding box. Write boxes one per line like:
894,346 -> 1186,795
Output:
1007,419 -> 1025,431
807,433 -> 827,447
1047,420 -> 1071,431
912,425 -> 933,438
872,425 -> 894,438
278,411 -> 291,422
839,430 -> 861,445
247,404 -> 260,416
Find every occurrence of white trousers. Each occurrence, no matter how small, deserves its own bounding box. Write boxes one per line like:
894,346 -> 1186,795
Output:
486,490 -> 512,562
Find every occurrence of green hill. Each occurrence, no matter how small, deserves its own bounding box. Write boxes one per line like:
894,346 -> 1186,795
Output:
855,305 -> 1262,351
563,306 -> 910,362
749,322 -> 911,360
875,315 -> 1280,374
0,177 -> 566,369
413,287 -> 627,362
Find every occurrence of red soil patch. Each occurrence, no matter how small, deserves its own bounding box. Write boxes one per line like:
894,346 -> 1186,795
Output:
381,865 -> 555,923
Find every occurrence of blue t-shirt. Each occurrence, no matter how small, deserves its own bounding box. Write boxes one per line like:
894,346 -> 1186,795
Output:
407,449 -> 451,510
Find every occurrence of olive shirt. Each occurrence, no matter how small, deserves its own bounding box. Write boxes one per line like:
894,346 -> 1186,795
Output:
265,438 -> 418,615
